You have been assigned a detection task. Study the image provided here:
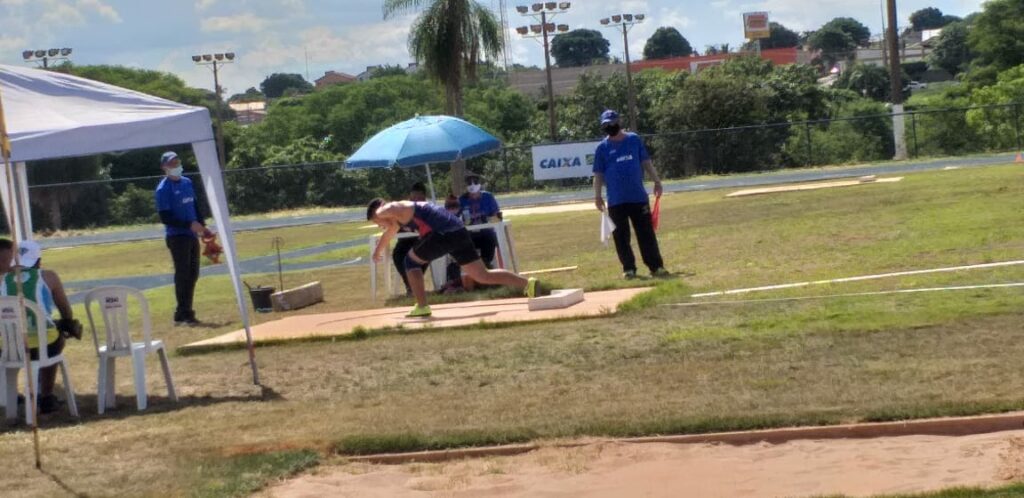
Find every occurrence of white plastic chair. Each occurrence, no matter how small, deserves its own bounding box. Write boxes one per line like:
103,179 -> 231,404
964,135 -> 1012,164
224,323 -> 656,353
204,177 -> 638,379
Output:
0,297 -> 79,423
84,286 -> 177,414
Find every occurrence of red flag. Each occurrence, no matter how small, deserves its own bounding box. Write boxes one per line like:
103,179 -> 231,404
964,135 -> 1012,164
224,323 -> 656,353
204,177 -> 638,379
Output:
651,194 -> 661,231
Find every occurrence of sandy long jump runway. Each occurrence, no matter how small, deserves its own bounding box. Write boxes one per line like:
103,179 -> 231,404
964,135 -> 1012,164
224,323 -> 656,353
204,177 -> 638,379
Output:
269,429 -> 1024,498
181,288 -> 649,351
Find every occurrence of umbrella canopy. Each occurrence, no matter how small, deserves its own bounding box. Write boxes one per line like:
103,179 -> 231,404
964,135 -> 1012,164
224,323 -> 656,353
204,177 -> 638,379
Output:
345,115 -> 501,168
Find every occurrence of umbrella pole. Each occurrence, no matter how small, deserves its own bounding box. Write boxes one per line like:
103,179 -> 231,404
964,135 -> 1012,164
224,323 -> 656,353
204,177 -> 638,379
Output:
424,164 -> 436,203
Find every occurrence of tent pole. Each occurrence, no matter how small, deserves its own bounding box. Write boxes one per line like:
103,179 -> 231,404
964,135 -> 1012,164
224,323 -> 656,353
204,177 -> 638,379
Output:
0,84 -> 43,469
425,164 -> 436,203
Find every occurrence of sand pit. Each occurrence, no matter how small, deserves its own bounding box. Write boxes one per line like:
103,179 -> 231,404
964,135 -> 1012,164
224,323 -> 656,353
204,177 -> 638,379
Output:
726,176 -> 903,198
269,430 -> 1024,498
181,288 -> 649,352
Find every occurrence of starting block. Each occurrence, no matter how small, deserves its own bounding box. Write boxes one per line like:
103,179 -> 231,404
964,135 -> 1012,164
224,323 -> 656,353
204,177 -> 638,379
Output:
528,288 -> 584,311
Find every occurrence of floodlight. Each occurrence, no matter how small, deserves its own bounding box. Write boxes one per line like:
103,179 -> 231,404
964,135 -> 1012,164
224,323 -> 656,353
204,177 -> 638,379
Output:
600,18 -> 609,25
531,3 -> 542,11
202,54 -> 213,61
60,48 -> 72,56
557,24 -> 569,32
34,50 -> 46,58
516,26 -> 529,35
544,2 -> 556,10
225,52 -> 235,60
22,50 -> 33,60
516,5 -> 528,13
634,13 -> 644,20
214,53 -> 224,60
192,55 -> 202,62
623,14 -> 632,21
47,48 -> 59,57
558,2 -> 570,9
545,22 -> 555,32
530,24 -> 542,33
611,14 -> 621,22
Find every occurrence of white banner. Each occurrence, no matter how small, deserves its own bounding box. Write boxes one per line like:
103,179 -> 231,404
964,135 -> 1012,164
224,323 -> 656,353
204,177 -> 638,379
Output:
532,141 -> 602,181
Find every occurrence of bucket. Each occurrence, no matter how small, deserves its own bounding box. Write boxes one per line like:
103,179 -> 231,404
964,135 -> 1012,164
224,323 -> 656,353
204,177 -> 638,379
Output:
245,282 -> 275,312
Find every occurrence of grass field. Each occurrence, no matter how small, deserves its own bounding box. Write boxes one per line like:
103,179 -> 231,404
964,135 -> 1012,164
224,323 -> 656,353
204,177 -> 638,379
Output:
2,163 -> 1023,496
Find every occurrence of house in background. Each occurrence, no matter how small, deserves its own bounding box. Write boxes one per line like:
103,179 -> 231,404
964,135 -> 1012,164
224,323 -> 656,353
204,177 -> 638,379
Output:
229,101 -> 267,125
315,70 -> 357,89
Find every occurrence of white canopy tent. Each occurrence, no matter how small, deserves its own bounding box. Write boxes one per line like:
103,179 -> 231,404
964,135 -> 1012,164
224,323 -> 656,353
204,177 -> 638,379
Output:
0,64 -> 259,383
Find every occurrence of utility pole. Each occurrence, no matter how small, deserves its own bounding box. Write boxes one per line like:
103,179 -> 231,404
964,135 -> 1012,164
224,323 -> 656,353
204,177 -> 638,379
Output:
193,53 -> 235,168
886,0 -> 908,160
601,14 -> 645,132
516,3 -> 571,142
541,10 -> 557,141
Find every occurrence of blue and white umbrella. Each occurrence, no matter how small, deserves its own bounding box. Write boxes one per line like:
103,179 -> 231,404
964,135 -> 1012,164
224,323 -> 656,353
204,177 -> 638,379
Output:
345,115 -> 501,200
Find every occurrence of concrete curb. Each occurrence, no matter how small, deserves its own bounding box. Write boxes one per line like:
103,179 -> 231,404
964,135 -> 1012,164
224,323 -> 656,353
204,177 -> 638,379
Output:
344,411 -> 1024,465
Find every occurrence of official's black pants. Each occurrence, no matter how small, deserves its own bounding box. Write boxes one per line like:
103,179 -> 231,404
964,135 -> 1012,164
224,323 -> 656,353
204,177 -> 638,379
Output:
166,235 -> 200,320
607,202 -> 664,273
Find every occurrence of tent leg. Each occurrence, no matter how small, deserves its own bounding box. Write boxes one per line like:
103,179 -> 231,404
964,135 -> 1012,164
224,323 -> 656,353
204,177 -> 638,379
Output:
425,164 -> 436,203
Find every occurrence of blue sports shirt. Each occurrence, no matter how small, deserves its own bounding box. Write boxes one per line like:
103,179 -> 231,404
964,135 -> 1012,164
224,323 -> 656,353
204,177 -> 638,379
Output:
592,132 -> 651,207
459,192 -> 500,225
155,176 -> 200,237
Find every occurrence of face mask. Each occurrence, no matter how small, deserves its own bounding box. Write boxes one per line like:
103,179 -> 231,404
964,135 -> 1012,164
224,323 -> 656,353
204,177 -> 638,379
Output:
167,166 -> 184,177
602,123 -> 622,136
467,184 -> 482,194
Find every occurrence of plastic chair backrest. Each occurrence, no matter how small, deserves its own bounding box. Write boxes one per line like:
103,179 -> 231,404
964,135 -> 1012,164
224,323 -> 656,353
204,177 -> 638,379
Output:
0,297 -> 49,364
84,286 -> 153,354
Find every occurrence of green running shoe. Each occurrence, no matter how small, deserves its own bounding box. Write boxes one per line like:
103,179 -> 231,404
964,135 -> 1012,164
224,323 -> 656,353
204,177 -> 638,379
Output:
526,277 -> 539,298
406,304 -> 432,318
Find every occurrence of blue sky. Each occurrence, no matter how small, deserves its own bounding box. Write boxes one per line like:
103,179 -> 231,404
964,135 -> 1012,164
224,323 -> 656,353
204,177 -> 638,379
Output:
0,0 -> 985,96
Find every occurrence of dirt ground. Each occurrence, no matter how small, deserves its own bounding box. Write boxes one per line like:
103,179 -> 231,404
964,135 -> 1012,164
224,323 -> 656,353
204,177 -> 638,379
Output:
266,430 -> 1024,498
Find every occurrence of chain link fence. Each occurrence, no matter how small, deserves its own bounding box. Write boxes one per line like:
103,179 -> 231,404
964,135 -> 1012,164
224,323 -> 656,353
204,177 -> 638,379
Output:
22,102 -> 1024,231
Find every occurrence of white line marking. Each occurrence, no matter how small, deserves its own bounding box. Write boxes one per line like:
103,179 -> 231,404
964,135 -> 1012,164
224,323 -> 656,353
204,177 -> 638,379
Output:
664,283 -> 1024,307
690,261 -> 1024,298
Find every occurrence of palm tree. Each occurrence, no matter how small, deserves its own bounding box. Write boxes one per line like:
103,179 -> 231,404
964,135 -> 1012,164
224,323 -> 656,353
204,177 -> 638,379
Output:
384,0 -> 502,194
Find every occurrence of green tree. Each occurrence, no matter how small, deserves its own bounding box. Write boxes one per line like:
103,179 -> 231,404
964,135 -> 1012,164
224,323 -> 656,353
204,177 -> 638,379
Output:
968,0 -> 1024,74
371,64 -> 410,78
909,7 -> 960,31
642,27 -> 693,60
260,73 -> 313,98
822,17 -> 872,46
928,20 -> 973,75
836,64 -> 893,101
550,29 -> 610,67
808,27 -> 856,68
759,22 -> 801,49
967,64 -> 1024,150
383,0 -> 502,194
229,87 -> 265,103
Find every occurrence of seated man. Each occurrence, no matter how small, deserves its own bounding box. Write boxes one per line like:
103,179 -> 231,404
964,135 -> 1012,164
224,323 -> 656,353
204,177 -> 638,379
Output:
369,198 -> 538,318
458,172 -> 501,268
0,240 -> 81,414
392,182 -> 430,295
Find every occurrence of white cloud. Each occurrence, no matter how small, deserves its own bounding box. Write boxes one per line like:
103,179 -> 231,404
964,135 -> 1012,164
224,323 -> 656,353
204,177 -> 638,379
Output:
196,0 -> 218,10
0,35 -> 27,54
78,0 -> 122,23
200,13 -> 273,33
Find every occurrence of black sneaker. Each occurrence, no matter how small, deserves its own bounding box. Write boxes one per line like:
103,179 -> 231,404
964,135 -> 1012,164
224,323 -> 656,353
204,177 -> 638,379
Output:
623,270 -> 638,280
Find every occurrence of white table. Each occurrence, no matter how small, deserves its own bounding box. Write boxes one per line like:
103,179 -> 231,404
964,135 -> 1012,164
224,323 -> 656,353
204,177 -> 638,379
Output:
369,221 -> 519,300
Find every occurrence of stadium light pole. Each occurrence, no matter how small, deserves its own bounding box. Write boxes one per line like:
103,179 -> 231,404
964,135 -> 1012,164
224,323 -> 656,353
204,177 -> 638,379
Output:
22,48 -> 73,69
193,52 -> 235,168
600,13 -> 645,132
885,0 -> 908,160
516,2 -> 571,142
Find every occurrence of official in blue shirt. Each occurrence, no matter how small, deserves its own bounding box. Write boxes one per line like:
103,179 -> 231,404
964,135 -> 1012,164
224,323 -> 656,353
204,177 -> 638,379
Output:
458,172 -> 501,268
593,110 -> 668,279
155,151 -> 210,326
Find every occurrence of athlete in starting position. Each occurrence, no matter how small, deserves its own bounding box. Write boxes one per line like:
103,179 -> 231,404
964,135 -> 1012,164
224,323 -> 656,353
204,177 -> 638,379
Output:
368,199 -> 538,317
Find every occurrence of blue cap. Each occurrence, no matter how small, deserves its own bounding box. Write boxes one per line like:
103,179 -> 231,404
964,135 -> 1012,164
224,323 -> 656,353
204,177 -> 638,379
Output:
160,151 -> 178,166
600,109 -> 619,125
